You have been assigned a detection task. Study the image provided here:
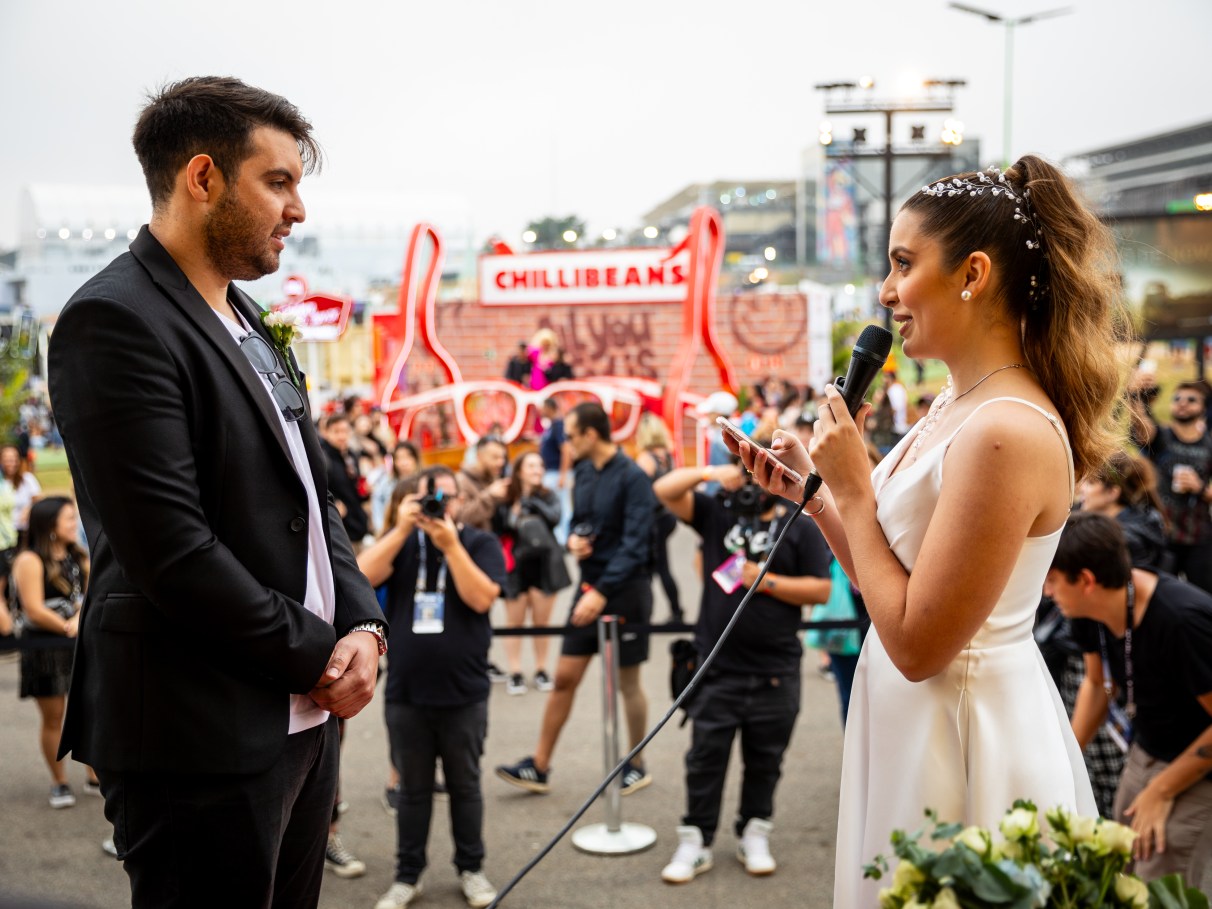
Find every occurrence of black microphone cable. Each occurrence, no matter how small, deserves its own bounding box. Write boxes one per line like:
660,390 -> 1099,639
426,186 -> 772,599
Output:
489,325 -> 891,905
486,482 -> 819,908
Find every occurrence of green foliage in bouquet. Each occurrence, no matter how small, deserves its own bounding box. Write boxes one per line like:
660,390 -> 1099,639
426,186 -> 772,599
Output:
863,800 -> 1208,909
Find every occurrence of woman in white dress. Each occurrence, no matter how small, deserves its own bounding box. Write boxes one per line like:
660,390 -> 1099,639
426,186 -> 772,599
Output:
736,156 -> 1126,906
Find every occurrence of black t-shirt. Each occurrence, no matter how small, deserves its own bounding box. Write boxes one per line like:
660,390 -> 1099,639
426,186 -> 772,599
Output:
1142,426 -> 1212,545
1071,574 -> 1212,764
384,526 -> 506,708
690,492 -> 831,676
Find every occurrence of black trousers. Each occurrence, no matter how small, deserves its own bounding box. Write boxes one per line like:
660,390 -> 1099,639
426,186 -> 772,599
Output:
386,699 -> 488,884
682,671 -> 800,846
98,715 -> 339,909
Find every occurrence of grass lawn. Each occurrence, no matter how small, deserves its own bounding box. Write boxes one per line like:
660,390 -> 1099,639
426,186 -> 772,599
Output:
30,447 -> 73,497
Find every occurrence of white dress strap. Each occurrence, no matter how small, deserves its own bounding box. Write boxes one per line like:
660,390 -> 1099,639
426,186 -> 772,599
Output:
941,396 -> 1074,497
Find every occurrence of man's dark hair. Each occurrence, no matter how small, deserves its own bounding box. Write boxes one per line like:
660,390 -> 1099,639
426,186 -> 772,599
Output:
1175,380 -> 1210,402
541,397 -> 559,413
1051,511 -> 1132,588
319,412 -> 349,432
570,401 -> 610,442
418,464 -> 457,495
475,435 -> 506,452
132,76 -> 322,208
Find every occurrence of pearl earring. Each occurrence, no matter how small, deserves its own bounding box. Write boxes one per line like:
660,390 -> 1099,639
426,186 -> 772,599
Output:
961,289 -> 973,301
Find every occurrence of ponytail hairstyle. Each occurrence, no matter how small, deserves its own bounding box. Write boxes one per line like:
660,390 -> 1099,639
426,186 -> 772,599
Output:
901,154 -> 1130,478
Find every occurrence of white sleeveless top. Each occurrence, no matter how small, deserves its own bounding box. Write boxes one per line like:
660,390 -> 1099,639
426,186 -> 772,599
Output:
832,397 -> 1096,909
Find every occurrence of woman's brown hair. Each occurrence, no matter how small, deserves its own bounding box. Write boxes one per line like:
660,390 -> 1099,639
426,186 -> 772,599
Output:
506,451 -> 547,505
900,155 -> 1130,478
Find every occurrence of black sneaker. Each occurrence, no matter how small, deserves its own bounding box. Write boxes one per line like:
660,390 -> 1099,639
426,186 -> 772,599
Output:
495,756 -> 550,794
487,662 -> 508,683
619,760 -> 652,795
324,833 -> 366,878
506,673 -> 526,695
533,670 -> 554,692
49,783 -> 76,809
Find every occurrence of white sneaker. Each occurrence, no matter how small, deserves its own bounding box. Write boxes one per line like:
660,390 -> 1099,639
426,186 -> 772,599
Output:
737,818 -> 776,875
660,825 -> 713,884
459,869 -> 497,908
375,880 -> 423,909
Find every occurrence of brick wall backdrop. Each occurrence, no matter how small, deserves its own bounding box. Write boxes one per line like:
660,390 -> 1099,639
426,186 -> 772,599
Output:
388,290 -> 812,398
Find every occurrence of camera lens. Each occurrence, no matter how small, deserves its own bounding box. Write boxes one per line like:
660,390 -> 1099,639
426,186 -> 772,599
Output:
420,491 -> 446,517
571,522 -> 596,538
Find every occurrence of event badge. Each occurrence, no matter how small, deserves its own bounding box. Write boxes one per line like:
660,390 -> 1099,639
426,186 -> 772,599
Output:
1104,700 -> 1134,754
413,591 -> 445,634
711,552 -> 746,594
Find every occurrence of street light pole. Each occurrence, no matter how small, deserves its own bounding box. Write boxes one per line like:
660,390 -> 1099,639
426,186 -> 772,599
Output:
948,3 -> 1072,166
816,81 -> 965,329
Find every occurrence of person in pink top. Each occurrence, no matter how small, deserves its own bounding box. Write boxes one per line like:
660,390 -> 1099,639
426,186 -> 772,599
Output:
527,328 -> 559,391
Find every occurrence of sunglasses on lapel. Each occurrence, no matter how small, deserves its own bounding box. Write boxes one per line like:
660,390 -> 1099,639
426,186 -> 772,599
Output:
238,334 -> 306,423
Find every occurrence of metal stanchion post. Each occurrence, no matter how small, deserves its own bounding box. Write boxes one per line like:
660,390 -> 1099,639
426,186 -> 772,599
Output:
570,615 -> 657,855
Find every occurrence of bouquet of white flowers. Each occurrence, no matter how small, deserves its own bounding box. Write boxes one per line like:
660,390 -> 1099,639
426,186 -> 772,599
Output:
864,800 -> 1208,909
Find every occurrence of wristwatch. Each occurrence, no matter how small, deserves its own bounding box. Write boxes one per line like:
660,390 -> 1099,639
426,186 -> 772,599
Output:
346,621 -> 388,655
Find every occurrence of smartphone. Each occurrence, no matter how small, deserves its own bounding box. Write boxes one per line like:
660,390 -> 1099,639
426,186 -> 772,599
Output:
715,417 -> 805,488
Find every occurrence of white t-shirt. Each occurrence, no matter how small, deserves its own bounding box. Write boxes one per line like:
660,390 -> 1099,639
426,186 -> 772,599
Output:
214,308 -> 336,734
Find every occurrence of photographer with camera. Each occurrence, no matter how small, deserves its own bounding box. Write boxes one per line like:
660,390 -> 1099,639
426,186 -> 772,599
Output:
496,402 -> 657,796
1126,376 -> 1212,593
651,458 -> 832,884
357,466 -> 505,909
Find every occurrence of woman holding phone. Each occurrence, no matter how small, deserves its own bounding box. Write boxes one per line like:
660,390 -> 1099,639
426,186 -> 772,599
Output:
733,157 -> 1126,905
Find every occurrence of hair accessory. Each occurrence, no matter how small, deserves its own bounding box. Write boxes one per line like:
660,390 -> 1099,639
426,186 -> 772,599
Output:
921,166 -> 1048,307
961,289 -> 972,301
803,495 -> 826,517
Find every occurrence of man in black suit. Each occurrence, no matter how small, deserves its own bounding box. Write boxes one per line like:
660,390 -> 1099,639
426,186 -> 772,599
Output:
47,76 -> 386,909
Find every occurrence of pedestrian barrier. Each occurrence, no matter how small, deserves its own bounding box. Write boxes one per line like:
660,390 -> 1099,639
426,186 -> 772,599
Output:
0,618 -> 864,653
570,615 -> 657,856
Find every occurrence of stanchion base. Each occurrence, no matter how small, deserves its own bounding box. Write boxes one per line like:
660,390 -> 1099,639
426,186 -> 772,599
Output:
571,822 -> 658,855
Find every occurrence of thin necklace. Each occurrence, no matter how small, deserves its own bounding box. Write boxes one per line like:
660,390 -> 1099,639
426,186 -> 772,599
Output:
907,364 -> 1024,463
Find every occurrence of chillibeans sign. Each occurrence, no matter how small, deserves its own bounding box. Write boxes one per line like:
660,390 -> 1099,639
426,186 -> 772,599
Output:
478,247 -> 690,306
271,275 -> 354,342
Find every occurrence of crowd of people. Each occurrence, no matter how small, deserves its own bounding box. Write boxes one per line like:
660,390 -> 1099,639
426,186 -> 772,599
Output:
12,74 -> 1210,909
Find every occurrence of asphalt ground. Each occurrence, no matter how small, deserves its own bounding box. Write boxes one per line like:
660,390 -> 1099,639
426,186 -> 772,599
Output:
0,524 -> 846,909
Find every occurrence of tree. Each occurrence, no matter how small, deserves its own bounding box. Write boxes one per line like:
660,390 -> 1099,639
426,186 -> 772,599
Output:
523,215 -> 586,250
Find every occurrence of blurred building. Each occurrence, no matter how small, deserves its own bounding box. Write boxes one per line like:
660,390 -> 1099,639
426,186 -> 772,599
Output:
1067,121 -> 1212,347
639,180 -> 809,276
1067,120 -> 1212,217
3,184 -> 475,320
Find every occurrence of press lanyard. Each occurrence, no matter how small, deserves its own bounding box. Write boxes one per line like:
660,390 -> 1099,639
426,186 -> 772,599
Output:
415,534 -> 448,596
1098,578 -> 1136,719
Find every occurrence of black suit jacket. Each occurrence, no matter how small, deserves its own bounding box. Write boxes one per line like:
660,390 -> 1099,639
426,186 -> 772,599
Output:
48,227 -> 384,775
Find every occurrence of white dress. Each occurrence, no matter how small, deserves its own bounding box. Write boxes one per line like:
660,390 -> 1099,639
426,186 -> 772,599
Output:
833,397 -> 1097,908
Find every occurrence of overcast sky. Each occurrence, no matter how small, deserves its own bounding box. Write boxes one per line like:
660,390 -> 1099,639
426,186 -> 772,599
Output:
2,0 -> 1209,249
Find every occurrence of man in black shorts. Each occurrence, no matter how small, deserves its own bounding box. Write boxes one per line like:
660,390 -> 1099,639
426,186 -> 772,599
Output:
496,402 -> 656,794
1045,512 -> 1212,889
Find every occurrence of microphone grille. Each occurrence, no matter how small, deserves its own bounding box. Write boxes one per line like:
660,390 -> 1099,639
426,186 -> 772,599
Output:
856,324 -> 893,359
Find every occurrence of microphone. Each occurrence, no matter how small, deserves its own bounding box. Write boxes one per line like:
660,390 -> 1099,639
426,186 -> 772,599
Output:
799,324 -> 893,500
835,324 -> 894,418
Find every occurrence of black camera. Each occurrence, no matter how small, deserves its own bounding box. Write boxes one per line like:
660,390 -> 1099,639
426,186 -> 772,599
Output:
716,479 -> 764,516
419,490 -> 447,518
